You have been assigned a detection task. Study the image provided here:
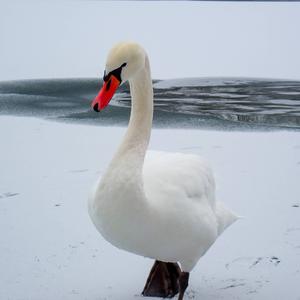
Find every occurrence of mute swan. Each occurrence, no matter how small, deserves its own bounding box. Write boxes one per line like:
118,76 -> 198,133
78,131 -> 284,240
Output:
88,42 -> 238,300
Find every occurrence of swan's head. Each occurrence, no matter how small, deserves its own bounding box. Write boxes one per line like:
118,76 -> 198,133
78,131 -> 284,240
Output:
91,42 -> 146,112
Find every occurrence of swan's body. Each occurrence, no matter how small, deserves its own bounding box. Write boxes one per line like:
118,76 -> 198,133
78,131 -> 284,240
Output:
88,42 -> 237,298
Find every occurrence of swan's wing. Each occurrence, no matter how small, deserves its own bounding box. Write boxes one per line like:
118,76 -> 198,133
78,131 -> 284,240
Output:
143,151 -> 216,210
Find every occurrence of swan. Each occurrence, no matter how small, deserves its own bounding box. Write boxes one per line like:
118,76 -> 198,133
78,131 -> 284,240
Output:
88,42 -> 238,300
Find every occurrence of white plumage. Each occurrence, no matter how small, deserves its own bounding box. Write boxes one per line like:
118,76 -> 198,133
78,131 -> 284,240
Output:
88,42 -> 237,279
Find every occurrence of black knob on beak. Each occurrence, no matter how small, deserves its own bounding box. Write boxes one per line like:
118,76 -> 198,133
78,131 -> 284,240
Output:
93,103 -> 100,112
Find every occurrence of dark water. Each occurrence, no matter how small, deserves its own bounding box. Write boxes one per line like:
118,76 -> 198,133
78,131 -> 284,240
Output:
1,77 -> 300,130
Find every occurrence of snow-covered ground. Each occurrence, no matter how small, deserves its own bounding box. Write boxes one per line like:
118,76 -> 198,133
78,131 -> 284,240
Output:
1,116 -> 300,300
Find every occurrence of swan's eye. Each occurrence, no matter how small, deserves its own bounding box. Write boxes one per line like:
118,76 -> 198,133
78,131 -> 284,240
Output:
103,63 -> 127,83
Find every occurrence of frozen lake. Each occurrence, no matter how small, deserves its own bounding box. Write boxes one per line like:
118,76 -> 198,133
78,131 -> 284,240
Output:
1,77 -> 300,130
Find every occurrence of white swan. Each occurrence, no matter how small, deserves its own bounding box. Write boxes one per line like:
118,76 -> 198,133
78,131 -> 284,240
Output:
88,42 -> 238,300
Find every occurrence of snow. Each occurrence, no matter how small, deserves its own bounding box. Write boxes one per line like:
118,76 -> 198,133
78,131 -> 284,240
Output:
1,116 -> 300,300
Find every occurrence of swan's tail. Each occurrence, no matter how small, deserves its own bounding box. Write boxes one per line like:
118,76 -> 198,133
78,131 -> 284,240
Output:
216,202 -> 239,235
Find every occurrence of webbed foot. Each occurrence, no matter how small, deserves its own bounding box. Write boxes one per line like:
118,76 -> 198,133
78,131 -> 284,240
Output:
142,260 -> 181,298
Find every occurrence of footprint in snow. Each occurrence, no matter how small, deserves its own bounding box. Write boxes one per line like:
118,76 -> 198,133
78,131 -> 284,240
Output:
0,192 -> 19,199
218,277 -> 270,295
225,256 -> 281,270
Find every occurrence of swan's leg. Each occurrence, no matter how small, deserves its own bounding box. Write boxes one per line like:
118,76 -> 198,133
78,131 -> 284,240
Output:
177,272 -> 189,300
142,260 -> 181,298
166,262 -> 181,295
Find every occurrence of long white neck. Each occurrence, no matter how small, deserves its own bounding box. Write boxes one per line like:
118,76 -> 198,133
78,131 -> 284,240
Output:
108,56 -> 153,176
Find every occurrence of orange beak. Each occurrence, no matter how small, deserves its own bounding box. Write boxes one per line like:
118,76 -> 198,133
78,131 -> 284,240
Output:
91,75 -> 121,112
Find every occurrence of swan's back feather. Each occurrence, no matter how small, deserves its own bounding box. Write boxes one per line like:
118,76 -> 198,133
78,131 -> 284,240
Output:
143,151 -> 238,237
143,151 -> 216,210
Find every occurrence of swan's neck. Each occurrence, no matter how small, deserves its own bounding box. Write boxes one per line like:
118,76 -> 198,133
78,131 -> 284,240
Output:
109,56 -> 153,175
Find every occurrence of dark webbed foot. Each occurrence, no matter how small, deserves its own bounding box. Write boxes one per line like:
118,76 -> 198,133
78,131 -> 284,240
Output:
166,262 -> 181,295
142,260 -> 181,298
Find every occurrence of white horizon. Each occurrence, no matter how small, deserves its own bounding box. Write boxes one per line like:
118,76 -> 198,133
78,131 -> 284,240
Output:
1,2 -> 300,81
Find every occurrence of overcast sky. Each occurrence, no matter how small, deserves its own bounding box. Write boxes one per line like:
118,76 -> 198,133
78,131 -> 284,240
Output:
1,1 -> 300,81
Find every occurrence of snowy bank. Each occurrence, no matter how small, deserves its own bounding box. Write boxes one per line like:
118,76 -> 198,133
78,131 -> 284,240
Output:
1,116 -> 300,300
